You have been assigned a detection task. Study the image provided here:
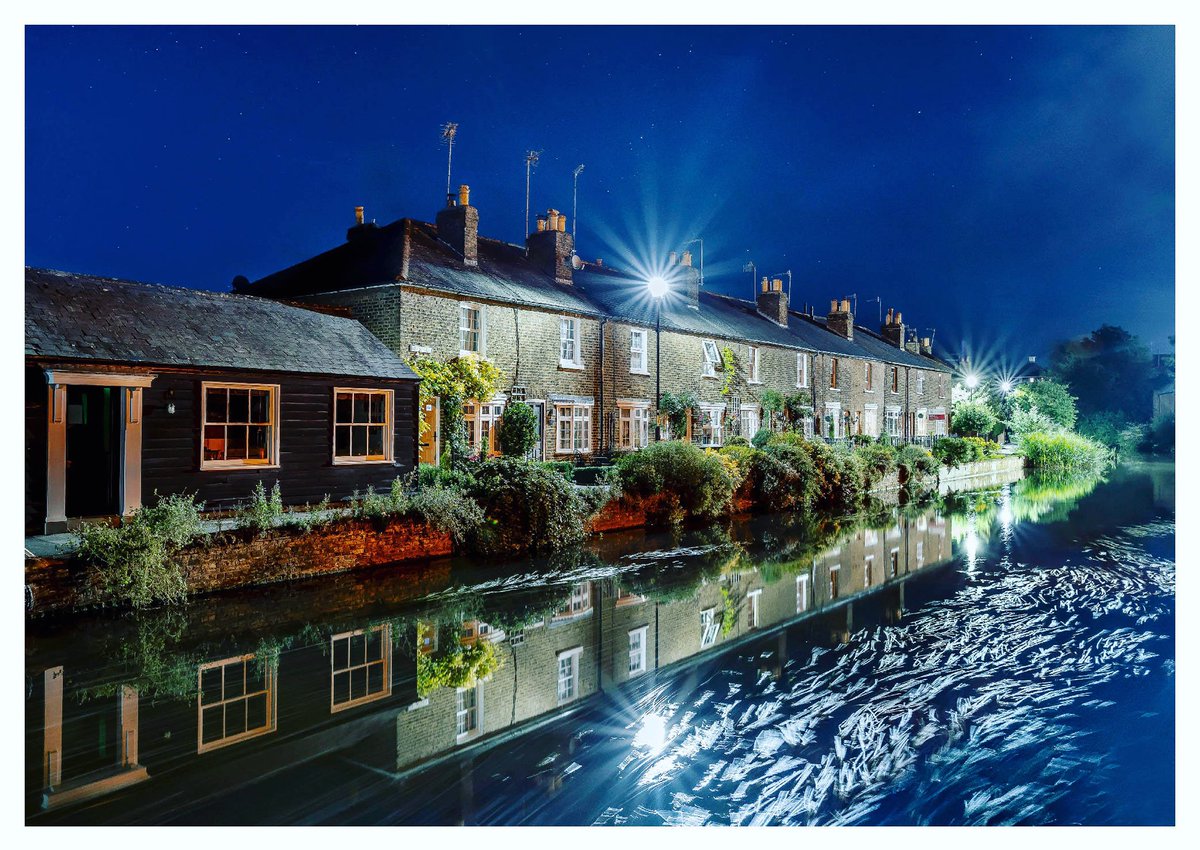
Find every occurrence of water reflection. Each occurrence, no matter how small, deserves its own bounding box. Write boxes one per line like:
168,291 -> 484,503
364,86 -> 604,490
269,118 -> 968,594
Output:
25,466 -> 1172,825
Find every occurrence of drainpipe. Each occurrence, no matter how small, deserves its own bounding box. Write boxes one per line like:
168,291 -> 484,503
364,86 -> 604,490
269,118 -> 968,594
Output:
511,307 -> 521,387
904,366 -> 911,442
598,318 -> 607,454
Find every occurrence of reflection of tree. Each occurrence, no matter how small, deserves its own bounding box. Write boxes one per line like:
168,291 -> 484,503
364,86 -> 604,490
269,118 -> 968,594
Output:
415,623 -> 501,698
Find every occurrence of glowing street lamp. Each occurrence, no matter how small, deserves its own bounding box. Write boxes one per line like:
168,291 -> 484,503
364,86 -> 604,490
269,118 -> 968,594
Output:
999,378 -> 1015,395
964,373 -> 980,390
647,276 -> 669,440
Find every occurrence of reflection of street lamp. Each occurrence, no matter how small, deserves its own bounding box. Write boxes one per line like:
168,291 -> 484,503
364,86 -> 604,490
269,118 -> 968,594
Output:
647,276 -> 669,440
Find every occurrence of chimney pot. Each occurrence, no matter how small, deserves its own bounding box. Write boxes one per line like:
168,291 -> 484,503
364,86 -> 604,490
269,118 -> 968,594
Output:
681,250 -> 692,267
772,277 -> 783,292
557,214 -> 566,233
669,251 -> 677,265
761,276 -> 769,293
526,205 -> 575,283
536,216 -> 547,233
596,258 -> 603,267
354,206 -> 364,225
896,312 -> 902,324
830,300 -> 838,313
458,184 -> 471,207
547,209 -> 560,232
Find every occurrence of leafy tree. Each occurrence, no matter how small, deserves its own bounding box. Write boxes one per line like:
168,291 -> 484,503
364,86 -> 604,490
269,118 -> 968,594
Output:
496,400 -> 539,457
1011,379 -> 1077,431
1050,325 -> 1154,421
951,400 -> 999,438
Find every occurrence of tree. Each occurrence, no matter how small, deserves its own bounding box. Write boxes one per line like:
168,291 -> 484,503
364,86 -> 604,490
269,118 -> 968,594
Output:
1050,325 -> 1154,421
1011,379 -> 1077,431
496,401 -> 539,457
951,400 -> 999,438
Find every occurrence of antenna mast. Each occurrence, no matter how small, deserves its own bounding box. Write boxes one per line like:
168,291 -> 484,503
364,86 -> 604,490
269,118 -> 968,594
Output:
524,150 -> 541,252
683,237 -> 704,288
440,122 -> 459,197
572,164 -> 585,241
742,260 -> 756,299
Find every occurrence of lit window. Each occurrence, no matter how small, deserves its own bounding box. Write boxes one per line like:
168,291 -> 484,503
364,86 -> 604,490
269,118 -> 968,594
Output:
738,404 -> 761,440
618,402 -> 651,449
748,346 -> 761,383
197,654 -> 277,753
916,541 -> 924,568
628,626 -> 648,676
557,647 -> 583,704
333,389 -> 393,463
796,574 -> 810,614
464,400 -> 504,457
702,340 -> 721,377
330,625 -> 391,713
696,404 -> 724,447
830,358 -> 839,389
459,304 -> 484,355
797,352 -> 809,388
554,582 -> 592,619
201,383 -> 278,469
555,403 -> 592,454
630,329 -> 648,374
456,685 -> 481,740
560,317 -> 582,367
700,608 -> 719,648
829,565 -> 840,600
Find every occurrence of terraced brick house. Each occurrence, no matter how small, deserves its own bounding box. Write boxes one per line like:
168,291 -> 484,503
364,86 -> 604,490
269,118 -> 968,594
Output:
239,185 -> 952,461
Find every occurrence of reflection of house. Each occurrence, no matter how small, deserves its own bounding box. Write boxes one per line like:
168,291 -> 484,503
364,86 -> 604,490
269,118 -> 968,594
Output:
1153,380 -> 1174,420
25,269 -> 421,534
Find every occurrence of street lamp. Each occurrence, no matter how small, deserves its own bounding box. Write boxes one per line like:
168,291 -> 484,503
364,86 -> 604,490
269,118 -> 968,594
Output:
964,373 -> 980,390
647,276 -> 669,440
999,378 -> 1015,395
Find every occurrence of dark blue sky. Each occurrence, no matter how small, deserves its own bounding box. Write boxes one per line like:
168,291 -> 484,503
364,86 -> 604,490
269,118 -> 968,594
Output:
25,25 -> 1175,365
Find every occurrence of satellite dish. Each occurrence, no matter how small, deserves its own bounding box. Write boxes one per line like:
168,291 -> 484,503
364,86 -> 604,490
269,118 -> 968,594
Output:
570,254 -> 583,270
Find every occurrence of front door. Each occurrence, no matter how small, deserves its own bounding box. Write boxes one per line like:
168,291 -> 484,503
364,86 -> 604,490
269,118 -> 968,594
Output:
419,397 -> 440,465
65,385 -> 121,518
526,401 -> 545,461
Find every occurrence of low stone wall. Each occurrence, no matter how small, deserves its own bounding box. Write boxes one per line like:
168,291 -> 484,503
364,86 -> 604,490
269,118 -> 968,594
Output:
938,455 -> 1026,494
26,516 -> 453,616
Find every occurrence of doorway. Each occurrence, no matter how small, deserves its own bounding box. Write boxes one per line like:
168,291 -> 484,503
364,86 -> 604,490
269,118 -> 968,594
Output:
526,401 -> 545,461
65,385 -> 121,518
419,397 -> 441,465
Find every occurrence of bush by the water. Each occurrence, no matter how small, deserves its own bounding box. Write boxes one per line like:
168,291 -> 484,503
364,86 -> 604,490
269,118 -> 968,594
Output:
467,457 -> 601,555
76,492 -> 204,608
1077,411 -> 1146,458
932,436 -> 1002,467
1019,430 -> 1113,474
613,440 -> 737,522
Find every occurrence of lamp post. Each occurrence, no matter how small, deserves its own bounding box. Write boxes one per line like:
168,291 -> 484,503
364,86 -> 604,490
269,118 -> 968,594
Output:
647,276 -> 669,441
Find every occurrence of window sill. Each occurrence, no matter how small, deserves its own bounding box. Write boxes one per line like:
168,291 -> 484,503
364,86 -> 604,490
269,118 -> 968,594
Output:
701,373 -> 719,380
459,350 -> 485,359
332,457 -> 396,466
200,462 -> 280,472
559,361 -> 585,371
555,448 -> 592,455
865,389 -> 877,394
630,369 -> 650,376
747,380 -> 763,385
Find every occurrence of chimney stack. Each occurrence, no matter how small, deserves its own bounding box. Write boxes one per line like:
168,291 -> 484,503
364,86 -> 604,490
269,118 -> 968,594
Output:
435,184 -> 479,266
346,205 -> 378,241
756,275 -> 788,326
827,297 -> 854,340
905,330 -> 921,354
526,207 -> 575,284
920,337 -> 933,356
882,307 -> 905,348
680,250 -> 692,267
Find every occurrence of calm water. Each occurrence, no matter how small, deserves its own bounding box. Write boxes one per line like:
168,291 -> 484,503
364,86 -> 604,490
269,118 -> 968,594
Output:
25,462 -> 1174,825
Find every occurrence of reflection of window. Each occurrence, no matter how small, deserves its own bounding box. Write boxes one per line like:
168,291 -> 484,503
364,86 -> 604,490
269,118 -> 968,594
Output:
628,626 -> 648,676
331,625 -> 391,713
555,404 -> 592,454
747,589 -> 762,629
459,304 -> 484,355
618,402 -> 651,449
702,340 -> 721,377
829,565 -> 840,600
201,383 -> 278,468
796,575 -> 810,614
557,647 -> 583,704
615,588 -> 645,607
890,548 -> 900,578
630,329 -> 648,374
700,608 -> 719,648
198,654 -> 277,753
864,529 -> 879,547
461,620 -> 504,644
554,583 -> 592,620
456,685 -> 481,741
333,389 -> 393,463
916,541 -> 924,568
864,555 -> 874,588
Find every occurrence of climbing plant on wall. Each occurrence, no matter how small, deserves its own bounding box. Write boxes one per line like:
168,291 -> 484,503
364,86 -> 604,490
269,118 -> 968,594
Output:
406,354 -> 503,466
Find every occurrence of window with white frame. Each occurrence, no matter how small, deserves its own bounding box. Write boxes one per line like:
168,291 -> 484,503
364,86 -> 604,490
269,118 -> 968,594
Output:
738,404 -> 761,440
702,340 -> 721,377
890,548 -> 900,578
797,352 -> 809,388
696,404 -> 724,447
202,383 -> 278,468
557,647 -> 583,704
459,303 -> 484,355
916,374 -> 925,394
617,401 -> 651,449
330,625 -> 391,713
555,403 -> 592,454
333,389 -> 393,463
559,317 -> 582,368
864,555 -> 874,588
829,564 -> 840,600
464,400 -> 504,457
630,329 -> 648,374
554,582 -> 592,620
747,346 -> 761,383
796,574 -> 810,614
916,541 -> 924,568
628,626 -> 648,676
863,405 -> 878,438
825,403 -> 843,439
700,608 -> 719,648
747,589 -> 762,629
197,654 -> 277,753
456,685 -> 481,741
885,408 -> 901,437
801,414 -> 814,439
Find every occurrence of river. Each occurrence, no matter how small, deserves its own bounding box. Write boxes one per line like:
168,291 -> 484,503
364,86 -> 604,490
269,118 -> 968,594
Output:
25,462 -> 1174,825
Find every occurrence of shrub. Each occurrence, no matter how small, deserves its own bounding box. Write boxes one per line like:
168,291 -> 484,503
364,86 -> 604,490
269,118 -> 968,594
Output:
350,484 -> 398,525
496,401 -> 539,457
895,444 -> 939,480
613,440 -> 737,522
725,434 -> 750,447
1078,411 -> 1146,457
76,492 -> 204,608
951,400 -> 1000,438
751,427 -> 774,449
1020,430 -> 1113,474
239,480 -> 283,535
658,390 -> 698,439
403,486 -> 485,547
1143,412 -> 1174,455
1012,380 -> 1077,431
467,457 -> 599,555
418,463 -> 478,491
539,460 -> 575,481
1009,406 -> 1057,441
856,442 -> 897,480
932,436 -> 973,467
963,436 -> 1003,461
287,496 -> 334,533
751,441 -> 818,512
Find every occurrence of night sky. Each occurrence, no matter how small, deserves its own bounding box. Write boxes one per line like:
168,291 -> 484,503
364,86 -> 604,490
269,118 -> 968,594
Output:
25,25 -> 1175,367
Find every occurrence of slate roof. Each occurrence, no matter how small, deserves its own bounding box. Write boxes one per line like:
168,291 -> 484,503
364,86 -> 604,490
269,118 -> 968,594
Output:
25,268 -> 419,380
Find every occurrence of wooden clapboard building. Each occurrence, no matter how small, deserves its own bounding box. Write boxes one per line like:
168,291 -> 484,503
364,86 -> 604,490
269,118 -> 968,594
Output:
25,268 -> 420,534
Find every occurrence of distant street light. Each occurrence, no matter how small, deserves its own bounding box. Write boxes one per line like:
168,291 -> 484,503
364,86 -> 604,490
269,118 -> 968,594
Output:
999,378 -> 1015,395
964,373 -> 980,390
647,276 -> 669,440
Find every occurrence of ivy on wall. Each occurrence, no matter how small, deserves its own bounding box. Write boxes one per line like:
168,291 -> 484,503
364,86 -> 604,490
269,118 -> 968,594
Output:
406,354 -> 503,465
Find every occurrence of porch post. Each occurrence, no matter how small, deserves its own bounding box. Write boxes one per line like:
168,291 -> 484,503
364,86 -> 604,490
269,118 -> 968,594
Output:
121,386 -> 144,517
45,384 -> 67,533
